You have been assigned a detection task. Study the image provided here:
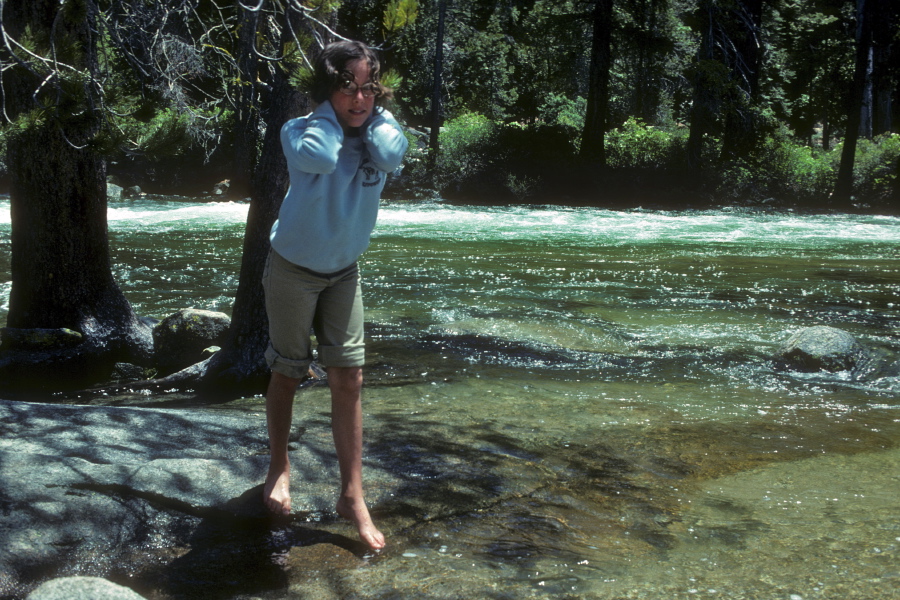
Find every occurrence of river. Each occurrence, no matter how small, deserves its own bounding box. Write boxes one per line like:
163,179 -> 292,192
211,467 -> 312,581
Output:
1,195 -> 899,599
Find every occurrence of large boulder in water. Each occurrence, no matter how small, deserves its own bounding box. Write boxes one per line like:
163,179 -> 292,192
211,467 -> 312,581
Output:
26,577 -> 147,600
777,326 -> 865,372
152,308 -> 230,375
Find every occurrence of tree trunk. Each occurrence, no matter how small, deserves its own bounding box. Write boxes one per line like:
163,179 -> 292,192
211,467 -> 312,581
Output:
197,51 -> 308,394
231,3 -> 261,198
686,0 -> 717,171
834,0 -> 875,205
871,0 -> 897,136
720,0 -> 763,161
141,7 -> 311,396
858,43 -> 874,139
0,0 -> 152,392
428,0 -> 447,171
580,0 -> 613,164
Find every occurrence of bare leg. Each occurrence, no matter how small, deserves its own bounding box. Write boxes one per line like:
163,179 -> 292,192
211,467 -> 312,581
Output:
264,371 -> 300,516
329,366 -> 385,550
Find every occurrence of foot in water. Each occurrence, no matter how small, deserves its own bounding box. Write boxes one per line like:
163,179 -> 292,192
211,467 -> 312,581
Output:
337,495 -> 385,550
263,464 -> 292,516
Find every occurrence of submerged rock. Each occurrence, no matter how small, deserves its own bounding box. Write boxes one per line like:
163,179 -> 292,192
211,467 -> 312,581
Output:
26,577 -> 147,600
152,308 -> 231,375
777,325 -> 865,372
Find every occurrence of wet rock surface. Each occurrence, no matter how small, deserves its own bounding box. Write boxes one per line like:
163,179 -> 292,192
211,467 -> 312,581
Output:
26,577 -> 147,600
778,325 -> 866,372
152,309 -> 231,376
0,398 -> 402,599
1,383 -> 898,600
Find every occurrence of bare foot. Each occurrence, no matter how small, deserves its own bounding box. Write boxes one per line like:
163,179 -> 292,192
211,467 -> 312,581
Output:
336,495 -> 385,550
263,463 -> 291,516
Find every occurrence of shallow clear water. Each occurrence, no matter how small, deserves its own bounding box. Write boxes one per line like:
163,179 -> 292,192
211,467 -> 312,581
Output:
1,196 -> 899,598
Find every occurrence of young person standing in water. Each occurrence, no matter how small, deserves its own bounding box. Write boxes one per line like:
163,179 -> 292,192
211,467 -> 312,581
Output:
262,40 -> 408,550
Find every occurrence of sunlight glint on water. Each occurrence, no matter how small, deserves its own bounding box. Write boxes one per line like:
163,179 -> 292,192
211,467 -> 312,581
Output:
1,195 -> 899,598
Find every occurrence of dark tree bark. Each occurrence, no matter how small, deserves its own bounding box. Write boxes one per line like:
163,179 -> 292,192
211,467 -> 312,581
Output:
428,0 -> 447,171
834,0 -> 876,205
720,0 -> 763,161
231,3 -> 261,198
196,51 -> 308,394
870,0 -> 898,136
140,7 -> 312,396
0,0 -> 152,392
580,0 -> 613,164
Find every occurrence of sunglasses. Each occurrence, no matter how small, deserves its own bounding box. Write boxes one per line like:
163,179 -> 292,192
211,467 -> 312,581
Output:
338,79 -> 382,99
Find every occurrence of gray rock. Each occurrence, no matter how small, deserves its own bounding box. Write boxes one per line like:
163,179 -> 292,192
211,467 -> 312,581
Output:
778,325 -> 865,372
0,397 -> 392,597
122,185 -> 143,199
212,179 -> 230,195
152,308 -> 231,375
106,183 -> 123,201
26,577 -> 146,600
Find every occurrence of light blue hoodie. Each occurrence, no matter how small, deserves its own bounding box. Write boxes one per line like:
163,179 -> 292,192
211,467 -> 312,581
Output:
270,100 -> 408,273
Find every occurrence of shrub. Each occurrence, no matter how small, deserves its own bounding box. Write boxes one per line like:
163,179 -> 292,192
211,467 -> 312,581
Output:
538,94 -> 586,149
717,133 -> 836,204
433,112 -> 501,197
715,132 -> 899,208
435,113 -> 497,184
605,117 -> 688,170
852,133 -> 900,203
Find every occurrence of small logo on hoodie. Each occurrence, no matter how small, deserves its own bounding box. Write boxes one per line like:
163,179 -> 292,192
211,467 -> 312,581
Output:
360,158 -> 382,188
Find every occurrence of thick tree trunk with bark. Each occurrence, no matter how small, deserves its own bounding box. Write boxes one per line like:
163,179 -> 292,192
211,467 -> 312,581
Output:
0,0 -> 152,392
231,4 -> 261,198
580,0 -> 613,164
834,0 -> 875,205
140,10 -> 311,397
194,61 -> 308,394
720,0 -> 763,161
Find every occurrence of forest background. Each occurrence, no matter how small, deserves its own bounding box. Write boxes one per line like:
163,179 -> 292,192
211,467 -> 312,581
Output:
0,0 -> 899,393
2,0 -> 899,211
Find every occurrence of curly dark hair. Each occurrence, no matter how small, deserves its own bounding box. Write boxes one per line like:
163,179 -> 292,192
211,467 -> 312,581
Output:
309,40 -> 393,107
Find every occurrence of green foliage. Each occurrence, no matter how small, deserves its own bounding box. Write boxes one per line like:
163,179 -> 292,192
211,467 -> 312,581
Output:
2,0 -> 894,209
710,132 -> 898,207
115,108 -> 227,160
383,0 -> 419,36
538,94 -> 586,133
605,117 -> 688,169
716,133 -> 836,204
434,112 -> 497,191
430,112 -> 580,201
851,134 -> 900,202
379,69 -> 404,96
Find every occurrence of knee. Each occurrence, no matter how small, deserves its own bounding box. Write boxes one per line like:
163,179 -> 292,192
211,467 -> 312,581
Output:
328,366 -> 363,397
268,370 -> 302,397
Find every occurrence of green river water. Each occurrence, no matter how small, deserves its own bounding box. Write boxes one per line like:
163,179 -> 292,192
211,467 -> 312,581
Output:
1,197 -> 898,599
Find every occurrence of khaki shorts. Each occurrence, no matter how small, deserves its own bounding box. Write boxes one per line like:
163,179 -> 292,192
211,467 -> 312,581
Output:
263,249 -> 365,379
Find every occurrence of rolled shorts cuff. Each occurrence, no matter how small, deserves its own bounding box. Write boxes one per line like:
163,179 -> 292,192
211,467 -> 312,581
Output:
317,344 -> 366,368
265,344 -> 312,380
